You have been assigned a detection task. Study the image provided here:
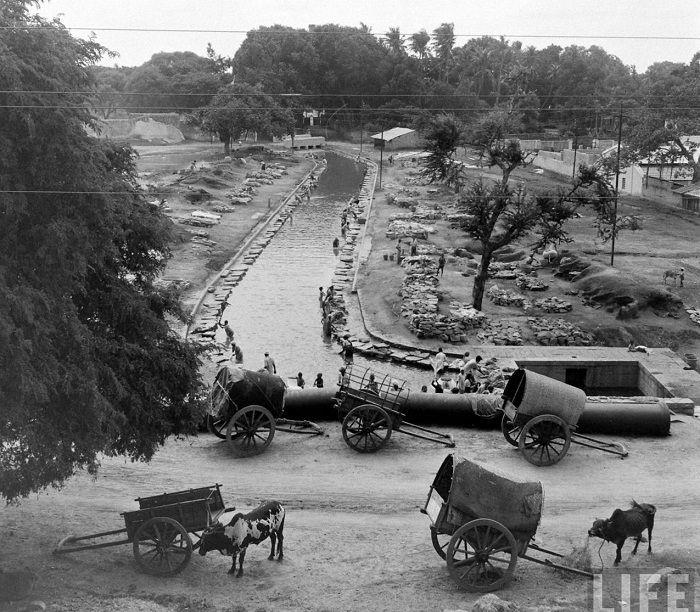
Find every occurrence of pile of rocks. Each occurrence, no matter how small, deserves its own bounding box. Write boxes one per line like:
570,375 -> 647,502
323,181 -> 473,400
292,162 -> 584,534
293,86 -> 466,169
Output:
386,219 -> 436,239
408,311 -> 483,342
212,203 -> 236,213
487,285 -> 529,307
388,205 -> 442,222
400,278 -> 440,315
533,296 -> 573,313
515,274 -> 549,291
686,307 -> 700,326
476,320 -> 524,345
449,301 -> 487,328
527,317 -> 593,345
487,262 -> 520,279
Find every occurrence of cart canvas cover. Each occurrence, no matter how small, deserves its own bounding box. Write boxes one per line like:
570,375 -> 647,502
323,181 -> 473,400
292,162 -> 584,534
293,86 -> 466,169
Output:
502,368 -> 586,423
209,366 -> 286,419
434,454 -> 543,536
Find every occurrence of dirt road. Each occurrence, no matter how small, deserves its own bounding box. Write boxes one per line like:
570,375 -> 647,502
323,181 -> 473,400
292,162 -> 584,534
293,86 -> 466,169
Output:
4,416 -> 698,611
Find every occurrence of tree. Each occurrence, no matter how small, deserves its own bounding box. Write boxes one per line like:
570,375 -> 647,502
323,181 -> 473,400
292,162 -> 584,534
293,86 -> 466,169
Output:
384,27 -> 406,55
410,30 -> 431,60
123,51 -> 229,112
458,112 -> 616,309
421,114 -> 465,187
0,1 -> 205,502
198,82 -> 295,155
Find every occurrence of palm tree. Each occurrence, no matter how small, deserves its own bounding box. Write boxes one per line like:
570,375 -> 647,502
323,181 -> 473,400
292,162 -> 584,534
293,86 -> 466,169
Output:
410,30 -> 431,60
384,27 -> 406,55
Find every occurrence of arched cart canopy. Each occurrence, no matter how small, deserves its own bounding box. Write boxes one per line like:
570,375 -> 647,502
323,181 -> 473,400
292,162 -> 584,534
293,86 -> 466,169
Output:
502,368 -> 586,425
209,366 -> 286,420
431,454 -> 543,540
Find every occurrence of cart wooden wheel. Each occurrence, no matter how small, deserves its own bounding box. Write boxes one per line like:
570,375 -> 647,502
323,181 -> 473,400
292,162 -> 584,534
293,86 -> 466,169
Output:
207,414 -> 230,440
446,518 -> 518,592
226,405 -> 275,456
342,404 -> 392,453
518,414 -> 571,466
133,517 -> 192,577
500,413 -> 523,447
430,527 -> 451,560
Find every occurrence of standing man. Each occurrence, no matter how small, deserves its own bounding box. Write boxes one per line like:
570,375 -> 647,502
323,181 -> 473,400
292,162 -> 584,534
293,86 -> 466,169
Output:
342,334 -> 354,364
432,347 -> 447,378
219,320 -> 235,348
263,352 -> 277,375
410,237 -> 417,256
437,253 -> 446,276
679,267 -> 685,287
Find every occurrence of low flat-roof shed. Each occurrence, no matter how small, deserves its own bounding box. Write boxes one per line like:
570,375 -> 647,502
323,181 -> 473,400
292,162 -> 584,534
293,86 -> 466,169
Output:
371,127 -> 422,150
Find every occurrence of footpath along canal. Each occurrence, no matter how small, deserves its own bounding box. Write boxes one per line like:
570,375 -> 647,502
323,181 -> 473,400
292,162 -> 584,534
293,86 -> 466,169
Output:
213,151 -> 433,391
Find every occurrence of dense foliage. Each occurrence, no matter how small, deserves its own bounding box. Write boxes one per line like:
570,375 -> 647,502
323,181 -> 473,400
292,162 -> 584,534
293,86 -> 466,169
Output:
93,23 -> 698,149
0,1 -> 205,502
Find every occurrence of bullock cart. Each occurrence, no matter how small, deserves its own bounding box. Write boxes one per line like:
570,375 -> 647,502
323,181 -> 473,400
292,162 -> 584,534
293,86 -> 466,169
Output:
500,368 -> 629,466
207,366 -> 323,456
422,455 -> 593,592
53,484 -> 231,576
335,365 -> 455,452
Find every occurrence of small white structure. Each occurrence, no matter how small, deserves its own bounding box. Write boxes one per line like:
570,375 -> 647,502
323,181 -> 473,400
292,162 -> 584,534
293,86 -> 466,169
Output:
371,127 -> 422,151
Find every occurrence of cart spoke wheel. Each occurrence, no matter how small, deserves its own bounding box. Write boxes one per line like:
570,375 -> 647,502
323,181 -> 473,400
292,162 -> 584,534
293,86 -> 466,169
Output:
430,527 -> 451,560
207,414 -> 230,439
226,405 -> 275,457
341,404 -> 392,453
518,414 -> 571,466
133,517 -> 192,577
446,519 -> 518,592
501,413 -> 523,447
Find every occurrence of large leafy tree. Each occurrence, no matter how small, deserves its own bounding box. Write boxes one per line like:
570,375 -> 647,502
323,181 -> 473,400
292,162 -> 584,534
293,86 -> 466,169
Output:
198,82 -> 295,154
0,1 -> 205,502
625,55 -> 700,182
458,112 -> 615,309
123,51 -> 229,113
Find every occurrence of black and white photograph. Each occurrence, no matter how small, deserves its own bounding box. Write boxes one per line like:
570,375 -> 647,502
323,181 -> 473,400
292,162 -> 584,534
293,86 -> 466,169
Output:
1,1 -> 699,610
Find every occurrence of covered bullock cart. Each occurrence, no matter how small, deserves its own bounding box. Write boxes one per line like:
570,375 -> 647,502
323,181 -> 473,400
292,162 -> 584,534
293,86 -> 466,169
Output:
500,368 -> 628,466
208,366 -> 322,456
422,455 -> 592,592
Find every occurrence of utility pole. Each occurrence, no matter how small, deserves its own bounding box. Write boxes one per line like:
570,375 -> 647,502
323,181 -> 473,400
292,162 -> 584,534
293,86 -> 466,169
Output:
379,125 -> 384,189
571,120 -> 578,181
359,100 -> 363,154
610,103 -> 623,267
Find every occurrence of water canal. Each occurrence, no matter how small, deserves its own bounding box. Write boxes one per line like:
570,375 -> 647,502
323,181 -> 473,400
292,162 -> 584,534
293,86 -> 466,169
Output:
219,152 -> 433,391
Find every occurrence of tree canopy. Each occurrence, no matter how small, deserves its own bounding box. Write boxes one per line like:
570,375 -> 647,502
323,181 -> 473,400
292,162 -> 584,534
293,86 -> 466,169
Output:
0,1 -> 205,502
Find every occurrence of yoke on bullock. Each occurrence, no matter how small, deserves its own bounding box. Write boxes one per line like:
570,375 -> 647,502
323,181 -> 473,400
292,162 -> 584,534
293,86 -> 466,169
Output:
208,365 -> 322,456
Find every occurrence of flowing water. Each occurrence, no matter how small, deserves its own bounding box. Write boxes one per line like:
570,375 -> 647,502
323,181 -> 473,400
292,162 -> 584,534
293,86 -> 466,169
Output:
220,152 -> 435,391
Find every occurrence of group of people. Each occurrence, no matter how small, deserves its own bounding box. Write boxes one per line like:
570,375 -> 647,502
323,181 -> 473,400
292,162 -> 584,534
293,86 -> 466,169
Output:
428,350 -> 489,394
293,372 -> 324,389
340,200 -> 359,237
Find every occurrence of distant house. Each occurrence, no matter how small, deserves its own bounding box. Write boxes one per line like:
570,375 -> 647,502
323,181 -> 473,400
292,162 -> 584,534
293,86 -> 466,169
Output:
370,127 -> 421,151
673,184 -> 700,213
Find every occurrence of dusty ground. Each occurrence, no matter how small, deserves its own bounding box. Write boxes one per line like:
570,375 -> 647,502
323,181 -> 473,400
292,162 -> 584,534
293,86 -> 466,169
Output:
353,144 -> 700,358
3,416 -> 699,611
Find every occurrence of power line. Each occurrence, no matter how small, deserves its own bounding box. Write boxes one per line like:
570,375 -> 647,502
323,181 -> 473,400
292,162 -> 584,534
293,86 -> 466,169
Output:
1,104 -> 698,112
0,190 -> 626,200
3,25 -> 699,40
0,90 -> 689,101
